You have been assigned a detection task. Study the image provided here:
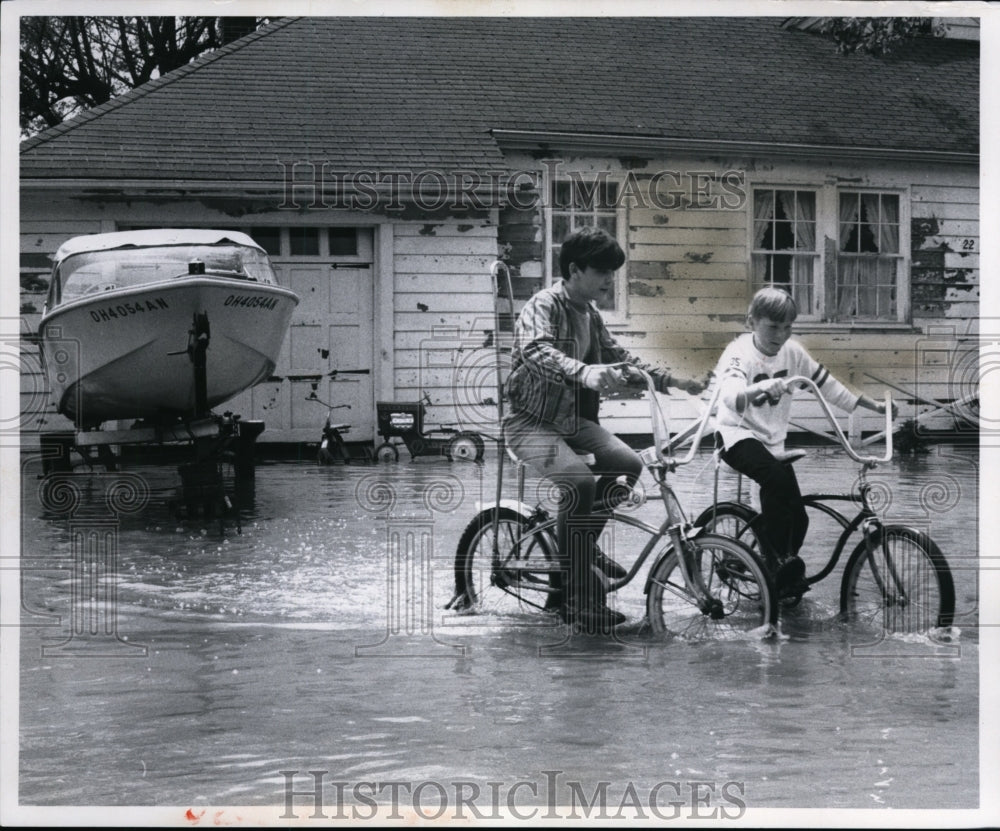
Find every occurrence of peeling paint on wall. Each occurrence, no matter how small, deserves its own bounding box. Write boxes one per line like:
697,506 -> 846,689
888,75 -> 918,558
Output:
944,268 -> 975,284
627,280 -> 664,298
684,252 -> 713,263
911,216 -> 941,250
618,157 -> 651,170
418,224 -> 439,236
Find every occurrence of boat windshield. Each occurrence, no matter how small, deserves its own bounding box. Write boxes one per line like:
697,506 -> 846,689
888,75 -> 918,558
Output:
53,243 -> 279,305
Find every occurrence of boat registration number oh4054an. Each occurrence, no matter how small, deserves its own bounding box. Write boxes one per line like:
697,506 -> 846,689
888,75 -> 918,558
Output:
224,293 -> 282,310
89,297 -> 169,322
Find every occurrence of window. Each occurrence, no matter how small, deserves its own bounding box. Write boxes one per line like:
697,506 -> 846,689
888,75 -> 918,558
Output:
328,228 -> 358,256
249,226 -> 281,256
836,192 -> 901,321
289,227 -> 320,256
547,177 -> 626,315
750,186 -> 907,324
751,189 -> 818,316
120,225 -> 372,260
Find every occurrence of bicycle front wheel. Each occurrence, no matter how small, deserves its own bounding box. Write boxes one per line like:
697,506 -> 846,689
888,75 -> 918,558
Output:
451,507 -> 561,617
646,533 -> 778,639
840,525 -> 955,632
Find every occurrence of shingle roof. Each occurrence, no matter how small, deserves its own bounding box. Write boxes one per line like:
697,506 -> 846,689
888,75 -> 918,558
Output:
20,17 -> 978,184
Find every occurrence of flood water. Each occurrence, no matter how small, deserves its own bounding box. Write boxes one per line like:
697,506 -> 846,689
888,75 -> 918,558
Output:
14,442 -> 982,820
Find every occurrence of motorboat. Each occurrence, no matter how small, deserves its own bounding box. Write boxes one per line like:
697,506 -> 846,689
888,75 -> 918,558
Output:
37,229 -> 299,429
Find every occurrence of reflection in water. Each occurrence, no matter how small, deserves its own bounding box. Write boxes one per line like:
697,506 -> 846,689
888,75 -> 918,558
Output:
17,445 -> 979,811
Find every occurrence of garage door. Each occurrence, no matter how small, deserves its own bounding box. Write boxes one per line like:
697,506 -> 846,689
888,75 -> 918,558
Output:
226,227 -> 375,443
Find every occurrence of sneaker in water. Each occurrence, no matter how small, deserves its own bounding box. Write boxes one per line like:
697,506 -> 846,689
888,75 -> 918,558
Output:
774,555 -> 808,597
560,602 -> 627,631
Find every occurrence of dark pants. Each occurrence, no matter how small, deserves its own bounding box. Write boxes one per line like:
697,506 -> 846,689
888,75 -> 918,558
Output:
506,414 -> 643,608
718,436 -> 808,567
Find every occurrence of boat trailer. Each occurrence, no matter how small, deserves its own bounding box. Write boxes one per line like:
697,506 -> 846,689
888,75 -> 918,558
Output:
40,412 -> 264,520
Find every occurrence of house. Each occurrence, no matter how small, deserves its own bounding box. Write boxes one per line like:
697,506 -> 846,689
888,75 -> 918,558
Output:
19,16 -> 980,447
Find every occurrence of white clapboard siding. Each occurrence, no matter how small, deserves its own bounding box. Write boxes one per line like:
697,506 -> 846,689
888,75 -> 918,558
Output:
390,222 -> 498,405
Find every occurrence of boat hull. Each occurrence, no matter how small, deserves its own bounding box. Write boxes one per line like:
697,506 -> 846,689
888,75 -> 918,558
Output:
39,278 -> 298,426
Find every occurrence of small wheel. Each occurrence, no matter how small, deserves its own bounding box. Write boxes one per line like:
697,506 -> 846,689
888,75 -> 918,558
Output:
446,432 -> 485,462
646,533 -> 777,640
450,508 -> 560,616
317,444 -> 336,465
840,525 -> 956,633
375,442 -> 399,463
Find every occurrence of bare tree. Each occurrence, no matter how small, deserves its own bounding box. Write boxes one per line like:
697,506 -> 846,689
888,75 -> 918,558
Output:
20,16 -> 263,137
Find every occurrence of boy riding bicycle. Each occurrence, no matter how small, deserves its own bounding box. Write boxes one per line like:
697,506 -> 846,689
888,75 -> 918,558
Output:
713,287 -> 897,596
504,226 -> 706,630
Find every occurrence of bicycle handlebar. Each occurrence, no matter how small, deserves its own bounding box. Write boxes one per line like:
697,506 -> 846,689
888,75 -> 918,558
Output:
629,369 -> 894,468
780,375 -> 893,464
629,368 -> 719,468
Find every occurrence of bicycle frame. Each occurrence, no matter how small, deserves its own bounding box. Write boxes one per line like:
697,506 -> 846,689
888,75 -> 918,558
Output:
700,375 -> 895,584
783,493 -> 878,586
481,282 -> 727,610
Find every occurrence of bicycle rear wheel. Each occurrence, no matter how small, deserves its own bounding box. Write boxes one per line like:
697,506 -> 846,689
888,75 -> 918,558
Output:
451,508 -> 561,616
694,502 -> 761,556
840,525 -> 955,632
646,533 -> 777,639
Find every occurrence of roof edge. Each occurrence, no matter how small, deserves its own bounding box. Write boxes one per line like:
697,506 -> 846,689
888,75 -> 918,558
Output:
17,177 -> 519,211
491,129 -> 979,166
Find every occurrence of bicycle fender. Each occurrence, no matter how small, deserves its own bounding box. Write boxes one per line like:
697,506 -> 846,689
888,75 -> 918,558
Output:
473,498 -> 537,521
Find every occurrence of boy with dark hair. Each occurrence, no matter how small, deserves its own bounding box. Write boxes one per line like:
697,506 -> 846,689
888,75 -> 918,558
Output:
504,226 -> 706,630
714,287 -> 896,595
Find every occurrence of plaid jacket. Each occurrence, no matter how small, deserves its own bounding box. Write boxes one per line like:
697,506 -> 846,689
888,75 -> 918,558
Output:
505,281 -> 673,429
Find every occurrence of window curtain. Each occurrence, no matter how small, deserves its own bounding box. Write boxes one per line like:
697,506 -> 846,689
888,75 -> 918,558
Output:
753,191 -> 774,248
878,195 -> 899,254
837,195 -> 860,317
752,190 -> 775,287
789,193 -> 816,314
839,194 -> 860,250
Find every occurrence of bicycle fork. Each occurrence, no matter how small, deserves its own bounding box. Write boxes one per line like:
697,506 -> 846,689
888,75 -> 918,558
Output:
667,524 -> 726,620
860,519 -> 909,609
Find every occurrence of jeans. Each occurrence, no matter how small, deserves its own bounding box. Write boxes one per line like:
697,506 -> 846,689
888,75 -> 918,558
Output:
718,436 -> 808,566
505,413 -> 643,606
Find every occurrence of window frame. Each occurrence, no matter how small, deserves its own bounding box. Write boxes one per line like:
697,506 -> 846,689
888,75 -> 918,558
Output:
832,188 -> 909,324
747,182 -> 911,326
118,224 -> 373,262
544,175 -> 629,324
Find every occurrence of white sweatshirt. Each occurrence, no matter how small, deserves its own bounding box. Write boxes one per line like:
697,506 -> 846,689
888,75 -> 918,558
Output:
714,333 -> 859,452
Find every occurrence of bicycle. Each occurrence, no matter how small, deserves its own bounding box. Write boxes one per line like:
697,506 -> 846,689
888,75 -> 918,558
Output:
445,277 -> 779,639
691,375 -> 956,634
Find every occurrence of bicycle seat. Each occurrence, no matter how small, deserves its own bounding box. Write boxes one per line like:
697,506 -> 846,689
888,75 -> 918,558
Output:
773,449 -> 807,464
